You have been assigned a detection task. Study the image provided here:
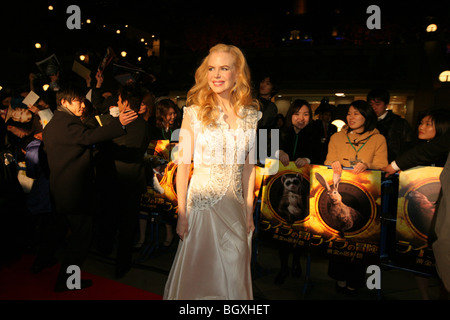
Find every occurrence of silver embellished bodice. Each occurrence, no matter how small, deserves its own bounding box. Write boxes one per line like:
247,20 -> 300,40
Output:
183,105 -> 259,213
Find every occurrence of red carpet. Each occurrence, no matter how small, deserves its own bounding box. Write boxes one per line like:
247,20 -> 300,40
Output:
0,255 -> 162,300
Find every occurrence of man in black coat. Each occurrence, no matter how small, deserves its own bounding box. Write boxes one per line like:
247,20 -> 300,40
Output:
32,85 -> 138,292
97,83 -> 151,278
367,88 -> 415,227
367,88 -> 414,163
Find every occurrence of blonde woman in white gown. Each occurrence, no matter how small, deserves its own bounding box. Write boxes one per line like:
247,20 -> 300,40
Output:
163,44 -> 259,300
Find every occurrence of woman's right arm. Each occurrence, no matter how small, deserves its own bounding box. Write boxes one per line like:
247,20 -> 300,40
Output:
279,150 -> 290,166
324,134 -> 342,174
175,111 -> 194,240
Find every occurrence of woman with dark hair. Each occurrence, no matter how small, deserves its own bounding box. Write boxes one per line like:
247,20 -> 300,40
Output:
414,108 -> 450,167
274,99 -> 319,284
153,98 -> 179,141
382,130 -> 450,299
324,100 -> 388,294
279,99 -> 320,168
407,108 -> 450,300
325,100 -> 388,175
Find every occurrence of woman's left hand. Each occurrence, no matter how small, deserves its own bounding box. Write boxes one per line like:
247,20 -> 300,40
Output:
176,214 -> 189,241
352,162 -> 368,174
331,161 -> 342,176
246,214 -> 255,234
294,157 -> 309,168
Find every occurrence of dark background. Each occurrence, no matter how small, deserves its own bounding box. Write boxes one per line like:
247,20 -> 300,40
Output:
1,0 -> 449,120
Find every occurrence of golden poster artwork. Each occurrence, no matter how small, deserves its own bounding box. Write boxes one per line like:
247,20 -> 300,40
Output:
394,166 -> 442,273
309,165 -> 381,241
258,159 -> 311,247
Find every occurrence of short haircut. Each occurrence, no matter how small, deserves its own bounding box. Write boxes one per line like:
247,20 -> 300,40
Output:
367,88 -> 390,105
349,100 -> 377,133
56,84 -> 86,107
259,74 -> 278,98
117,82 -> 143,112
417,108 -> 450,139
285,99 -> 312,128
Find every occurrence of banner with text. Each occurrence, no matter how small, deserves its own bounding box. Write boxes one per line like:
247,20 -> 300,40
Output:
308,165 -> 382,265
258,159 -> 311,248
393,166 -> 442,275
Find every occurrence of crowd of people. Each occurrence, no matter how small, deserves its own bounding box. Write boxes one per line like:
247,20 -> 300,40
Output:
0,43 -> 449,299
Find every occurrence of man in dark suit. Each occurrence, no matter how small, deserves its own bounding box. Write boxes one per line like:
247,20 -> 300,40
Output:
367,88 -> 415,229
367,88 -> 414,163
32,84 -> 138,292
106,83 -> 150,278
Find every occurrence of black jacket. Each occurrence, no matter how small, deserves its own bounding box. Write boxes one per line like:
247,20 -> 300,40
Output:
279,123 -> 321,165
376,110 -> 414,163
108,116 -> 150,193
42,108 -> 126,215
257,97 -> 278,130
312,119 -> 337,164
396,130 -> 450,170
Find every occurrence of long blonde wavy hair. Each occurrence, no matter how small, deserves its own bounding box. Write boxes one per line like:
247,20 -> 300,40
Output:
186,43 -> 259,127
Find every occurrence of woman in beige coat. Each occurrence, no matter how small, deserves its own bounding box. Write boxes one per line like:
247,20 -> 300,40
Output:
324,100 -> 388,294
325,100 -> 388,174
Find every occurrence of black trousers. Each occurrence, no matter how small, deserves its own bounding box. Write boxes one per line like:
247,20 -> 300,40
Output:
34,212 -> 93,284
92,182 -> 142,272
278,241 -> 302,269
115,190 -> 141,271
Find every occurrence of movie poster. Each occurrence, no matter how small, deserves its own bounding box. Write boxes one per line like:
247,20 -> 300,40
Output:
259,159 -> 311,248
140,140 -> 186,220
394,166 -> 442,275
309,165 -> 381,264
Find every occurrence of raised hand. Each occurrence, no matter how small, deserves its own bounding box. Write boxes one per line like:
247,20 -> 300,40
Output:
119,109 -> 138,126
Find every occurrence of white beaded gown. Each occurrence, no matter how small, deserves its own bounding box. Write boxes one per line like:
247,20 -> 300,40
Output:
163,105 -> 258,300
